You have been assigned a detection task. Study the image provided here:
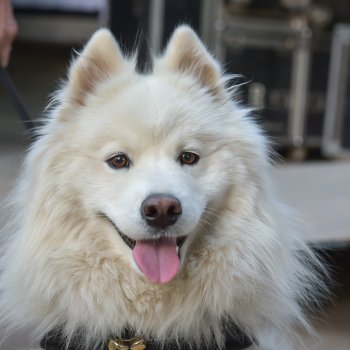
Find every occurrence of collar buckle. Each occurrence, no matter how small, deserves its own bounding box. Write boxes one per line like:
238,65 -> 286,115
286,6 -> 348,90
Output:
108,337 -> 146,350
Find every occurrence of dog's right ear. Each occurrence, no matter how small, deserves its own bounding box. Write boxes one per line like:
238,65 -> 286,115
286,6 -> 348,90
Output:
67,29 -> 125,106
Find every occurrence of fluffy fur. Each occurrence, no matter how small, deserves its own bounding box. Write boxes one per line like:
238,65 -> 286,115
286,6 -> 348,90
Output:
0,26 -> 322,349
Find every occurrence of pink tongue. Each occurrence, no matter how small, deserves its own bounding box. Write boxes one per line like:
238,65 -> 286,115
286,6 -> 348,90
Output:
133,237 -> 180,284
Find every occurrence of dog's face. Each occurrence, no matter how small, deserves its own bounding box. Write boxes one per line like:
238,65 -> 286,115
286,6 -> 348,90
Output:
50,28 -> 250,285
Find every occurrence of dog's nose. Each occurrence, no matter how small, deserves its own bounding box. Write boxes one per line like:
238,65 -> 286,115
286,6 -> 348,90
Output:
141,194 -> 182,229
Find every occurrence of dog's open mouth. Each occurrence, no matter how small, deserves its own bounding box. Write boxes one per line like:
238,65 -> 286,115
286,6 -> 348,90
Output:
103,215 -> 187,284
118,230 -> 186,253
121,231 -> 187,284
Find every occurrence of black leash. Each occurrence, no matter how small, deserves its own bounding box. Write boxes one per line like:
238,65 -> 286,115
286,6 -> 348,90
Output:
0,66 -> 37,141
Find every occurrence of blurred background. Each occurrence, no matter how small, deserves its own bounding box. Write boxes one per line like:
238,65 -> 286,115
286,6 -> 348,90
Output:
0,0 -> 350,349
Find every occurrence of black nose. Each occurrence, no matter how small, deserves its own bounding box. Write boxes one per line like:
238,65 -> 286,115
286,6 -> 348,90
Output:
141,194 -> 182,229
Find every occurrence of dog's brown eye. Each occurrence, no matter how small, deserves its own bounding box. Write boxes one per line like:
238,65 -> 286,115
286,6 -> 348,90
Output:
179,151 -> 199,166
107,154 -> 130,169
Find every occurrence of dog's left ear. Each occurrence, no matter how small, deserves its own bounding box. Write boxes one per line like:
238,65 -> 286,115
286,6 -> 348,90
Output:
67,29 -> 126,106
156,25 -> 223,97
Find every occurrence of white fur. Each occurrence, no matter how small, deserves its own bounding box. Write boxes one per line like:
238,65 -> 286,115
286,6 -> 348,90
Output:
0,26 -> 322,349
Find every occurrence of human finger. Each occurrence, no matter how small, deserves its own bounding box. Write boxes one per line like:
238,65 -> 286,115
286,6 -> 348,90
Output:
0,0 -> 18,67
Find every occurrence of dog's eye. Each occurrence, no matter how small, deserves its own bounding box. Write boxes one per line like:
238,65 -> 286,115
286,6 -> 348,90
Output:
179,151 -> 200,166
107,154 -> 130,169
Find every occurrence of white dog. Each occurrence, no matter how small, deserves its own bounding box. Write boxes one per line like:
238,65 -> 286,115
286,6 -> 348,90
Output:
0,26 -> 322,350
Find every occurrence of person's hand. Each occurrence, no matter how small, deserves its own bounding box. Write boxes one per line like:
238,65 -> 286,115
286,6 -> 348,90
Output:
0,0 -> 18,67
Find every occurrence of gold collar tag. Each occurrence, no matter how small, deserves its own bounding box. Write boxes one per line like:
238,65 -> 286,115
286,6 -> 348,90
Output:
108,337 -> 146,350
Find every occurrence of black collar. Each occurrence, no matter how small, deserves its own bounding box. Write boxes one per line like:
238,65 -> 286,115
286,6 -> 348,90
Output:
40,327 -> 253,350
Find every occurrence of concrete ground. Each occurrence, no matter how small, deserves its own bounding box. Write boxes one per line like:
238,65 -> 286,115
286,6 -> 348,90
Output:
272,160 -> 350,244
0,141 -> 350,349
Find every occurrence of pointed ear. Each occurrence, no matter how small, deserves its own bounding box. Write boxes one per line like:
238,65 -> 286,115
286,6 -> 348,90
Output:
67,29 -> 125,106
156,25 -> 223,97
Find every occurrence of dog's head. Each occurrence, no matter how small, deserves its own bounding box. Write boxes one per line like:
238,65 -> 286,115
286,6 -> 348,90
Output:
35,26 -> 266,286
